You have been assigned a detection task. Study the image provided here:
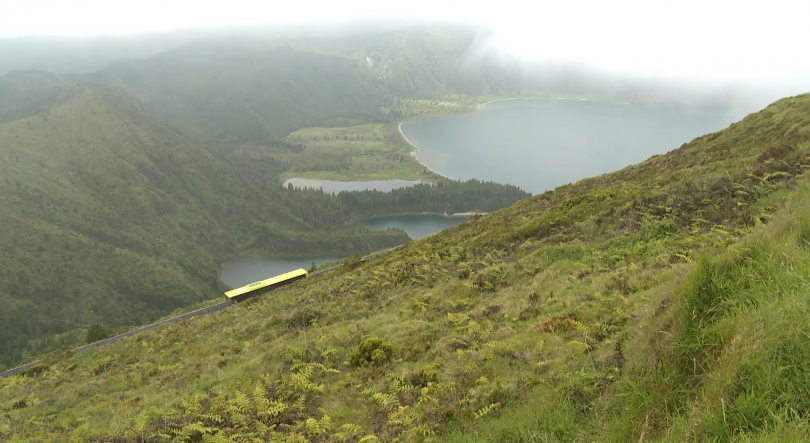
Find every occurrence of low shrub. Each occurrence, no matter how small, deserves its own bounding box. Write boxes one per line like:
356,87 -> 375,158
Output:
20,363 -> 49,377
349,338 -> 394,367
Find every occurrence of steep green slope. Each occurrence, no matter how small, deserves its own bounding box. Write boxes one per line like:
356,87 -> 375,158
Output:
90,43 -> 391,143
0,81 -> 409,369
0,75 -> 529,371
2,95 -> 808,441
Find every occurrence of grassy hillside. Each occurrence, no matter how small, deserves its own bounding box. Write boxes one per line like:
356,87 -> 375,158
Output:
0,74 -> 529,371
0,81 -> 411,369
2,93 -> 808,441
0,70 -> 66,123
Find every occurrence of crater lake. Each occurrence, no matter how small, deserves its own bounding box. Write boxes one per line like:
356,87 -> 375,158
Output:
401,99 -> 735,194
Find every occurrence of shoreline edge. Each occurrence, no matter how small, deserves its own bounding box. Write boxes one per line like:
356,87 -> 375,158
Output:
398,122 -> 448,180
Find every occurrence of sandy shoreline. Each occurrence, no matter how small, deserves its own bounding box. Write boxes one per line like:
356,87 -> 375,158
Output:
398,122 -> 448,179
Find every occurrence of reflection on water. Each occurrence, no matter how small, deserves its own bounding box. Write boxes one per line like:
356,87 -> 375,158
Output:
283,178 -> 423,193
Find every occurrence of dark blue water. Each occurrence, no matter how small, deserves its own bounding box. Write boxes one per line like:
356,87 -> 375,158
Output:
402,99 -> 733,194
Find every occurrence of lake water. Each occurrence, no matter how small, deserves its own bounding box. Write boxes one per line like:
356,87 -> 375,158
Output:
362,214 -> 468,239
283,178 -> 423,193
220,214 -> 468,287
401,99 -> 735,194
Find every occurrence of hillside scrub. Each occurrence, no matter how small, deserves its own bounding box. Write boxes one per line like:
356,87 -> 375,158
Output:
1,95 -> 809,441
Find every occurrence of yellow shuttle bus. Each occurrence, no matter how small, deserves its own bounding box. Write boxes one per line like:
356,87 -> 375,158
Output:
225,269 -> 308,303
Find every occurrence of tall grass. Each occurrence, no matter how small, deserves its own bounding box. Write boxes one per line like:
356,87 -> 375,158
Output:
443,180 -> 810,443
601,180 -> 810,442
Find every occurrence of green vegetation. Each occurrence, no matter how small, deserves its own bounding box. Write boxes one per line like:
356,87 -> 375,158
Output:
2,90 -> 809,441
84,325 -> 110,344
0,79 -> 524,370
4,22 -> 810,442
0,70 -> 65,123
349,338 -> 395,367
386,96 -> 487,121
278,123 -> 436,182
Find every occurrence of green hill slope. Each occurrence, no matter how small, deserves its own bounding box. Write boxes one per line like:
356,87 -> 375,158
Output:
90,43 -> 391,143
0,70 -> 66,123
0,76 -> 528,371
2,94 -> 808,441
0,81 -> 411,369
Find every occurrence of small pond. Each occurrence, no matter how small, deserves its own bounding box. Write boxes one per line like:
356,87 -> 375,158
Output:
362,213 -> 469,240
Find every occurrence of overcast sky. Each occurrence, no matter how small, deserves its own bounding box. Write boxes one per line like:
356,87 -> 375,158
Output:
2,0 -> 809,101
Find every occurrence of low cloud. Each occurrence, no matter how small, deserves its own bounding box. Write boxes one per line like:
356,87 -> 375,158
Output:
3,0 -> 808,114
462,0 -> 810,113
